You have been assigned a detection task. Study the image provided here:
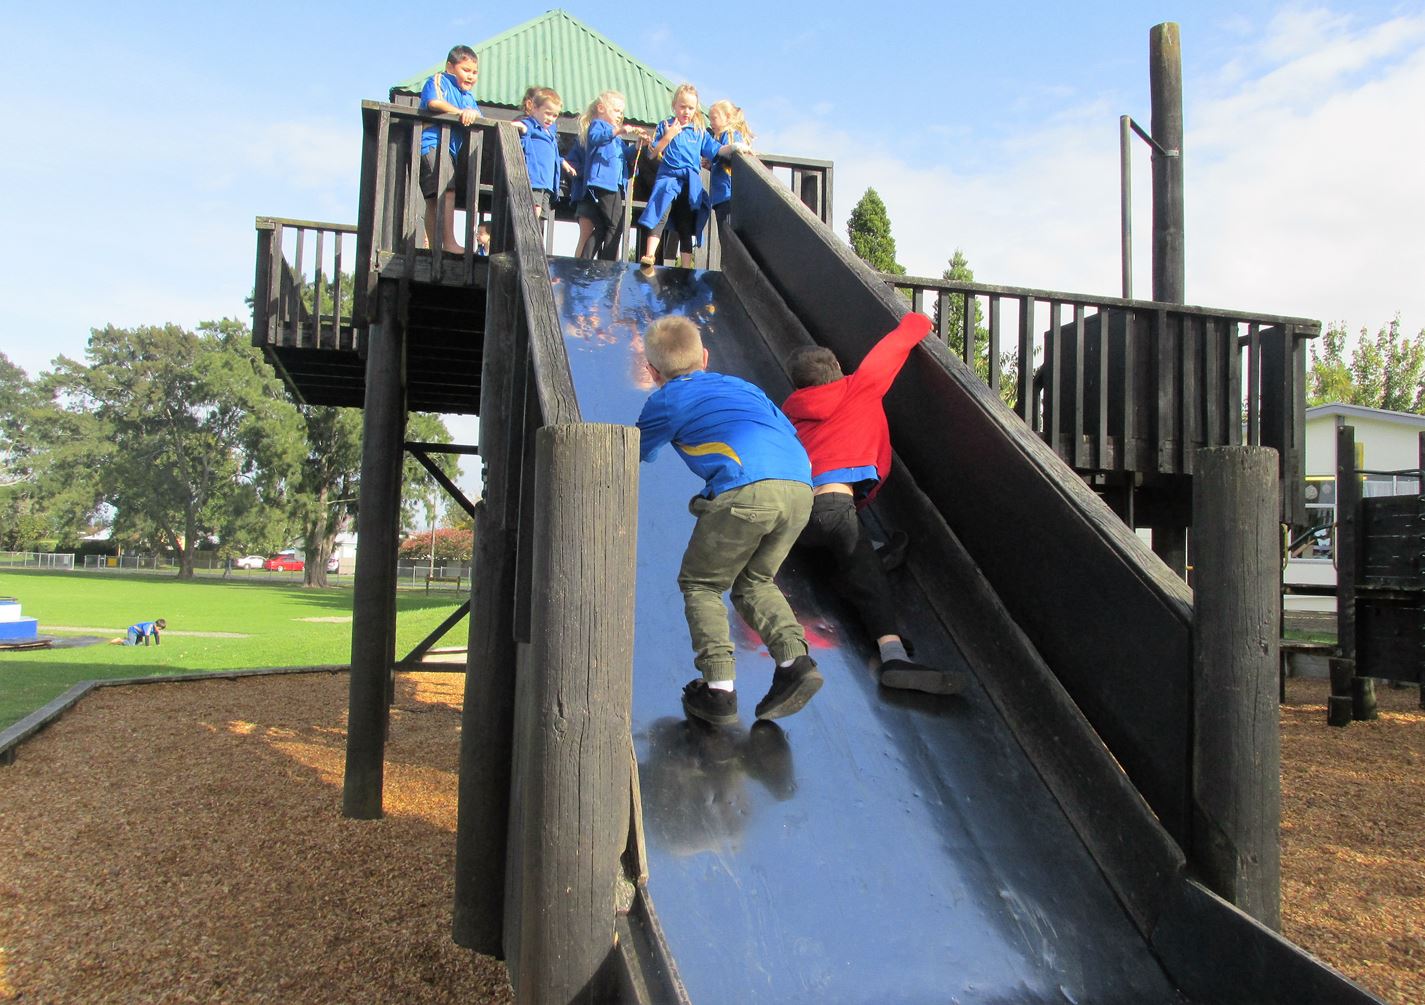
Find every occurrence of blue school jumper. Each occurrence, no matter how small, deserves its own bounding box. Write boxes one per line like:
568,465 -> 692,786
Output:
518,116 -> 561,193
419,72 -> 482,156
637,370 -> 811,498
125,621 -> 160,645
583,120 -> 638,194
566,141 -> 587,204
709,129 -> 744,208
637,119 -> 723,242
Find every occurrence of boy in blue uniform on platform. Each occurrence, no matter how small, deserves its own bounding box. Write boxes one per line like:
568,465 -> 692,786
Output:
419,46 -> 483,254
637,316 -> 822,726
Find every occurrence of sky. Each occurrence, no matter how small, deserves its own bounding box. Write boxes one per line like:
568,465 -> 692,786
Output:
3,1 -> 1423,497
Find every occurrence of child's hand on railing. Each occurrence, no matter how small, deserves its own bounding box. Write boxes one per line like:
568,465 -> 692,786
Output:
459,109 -> 481,127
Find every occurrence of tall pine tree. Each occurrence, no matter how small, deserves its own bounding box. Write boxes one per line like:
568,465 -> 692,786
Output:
847,188 -> 906,275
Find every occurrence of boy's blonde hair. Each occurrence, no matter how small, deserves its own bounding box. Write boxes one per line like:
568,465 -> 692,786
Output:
709,100 -> 754,144
645,316 -> 704,377
580,90 -> 626,143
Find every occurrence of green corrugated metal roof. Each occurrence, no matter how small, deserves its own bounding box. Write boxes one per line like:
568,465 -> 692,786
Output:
390,10 -> 678,125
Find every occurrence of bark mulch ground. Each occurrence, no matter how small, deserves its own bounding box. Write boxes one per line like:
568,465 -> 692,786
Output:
0,671 -> 1419,1003
1281,675 -> 1424,1005
0,671 -> 512,1004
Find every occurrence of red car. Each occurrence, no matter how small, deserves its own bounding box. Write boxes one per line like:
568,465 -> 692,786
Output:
263,554 -> 305,572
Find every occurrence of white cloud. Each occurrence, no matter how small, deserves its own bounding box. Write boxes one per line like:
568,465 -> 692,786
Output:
762,7 -> 1425,336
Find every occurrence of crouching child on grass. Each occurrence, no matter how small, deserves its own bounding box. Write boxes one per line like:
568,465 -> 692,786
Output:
635,316 -> 822,726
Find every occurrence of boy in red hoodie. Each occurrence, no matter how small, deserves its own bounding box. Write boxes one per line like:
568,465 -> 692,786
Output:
780,312 -> 965,695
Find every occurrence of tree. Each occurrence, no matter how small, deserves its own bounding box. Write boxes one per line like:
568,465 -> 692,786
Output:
0,354 -> 52,549
398,526 -> 473,563
847,188 -> 906,276
1308,317 -> 1425,413
288,405 -> 362,588
402,412 -> 461,529
931,249 -> 1018,407
41,320 -> 301,578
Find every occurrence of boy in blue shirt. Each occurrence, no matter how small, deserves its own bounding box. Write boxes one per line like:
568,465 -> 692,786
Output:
637,316 -> 822,725
420,45 -> 483,254
111,619 -> 165,646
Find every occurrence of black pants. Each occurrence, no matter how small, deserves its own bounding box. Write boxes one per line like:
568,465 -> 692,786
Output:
662,191 -> 697,257
577,187 -> 624,260
797,493 -> 899,640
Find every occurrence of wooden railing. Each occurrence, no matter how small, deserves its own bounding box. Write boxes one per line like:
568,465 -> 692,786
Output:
253,218 -> 359,352
757,153 -> 834,227
887,274 -> 1319,525
351,100 -> 836,288
354,102 -> 505,323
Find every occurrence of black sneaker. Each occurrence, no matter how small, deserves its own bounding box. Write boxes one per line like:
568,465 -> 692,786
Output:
875,530 -> 910,572
879,659 -> 967,696
755,655 -> 824,720
681,679 -> 738,726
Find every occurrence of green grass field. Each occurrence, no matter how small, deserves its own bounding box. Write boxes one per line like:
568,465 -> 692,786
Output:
0,569 -> 469,731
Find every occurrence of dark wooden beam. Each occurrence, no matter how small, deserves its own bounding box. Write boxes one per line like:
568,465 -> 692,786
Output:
1191,446 -> 1281,929
506,423 -> 639,1003
342,278 -> 407,819
1150,22 -> 1185,304
453,253 -> 522,954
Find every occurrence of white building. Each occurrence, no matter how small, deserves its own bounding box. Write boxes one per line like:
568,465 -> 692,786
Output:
1285,403 -> 1425,611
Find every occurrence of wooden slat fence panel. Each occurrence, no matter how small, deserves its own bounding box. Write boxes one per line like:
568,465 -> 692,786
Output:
884,273 -> 1318,524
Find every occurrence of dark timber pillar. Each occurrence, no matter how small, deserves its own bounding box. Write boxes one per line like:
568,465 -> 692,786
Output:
507,423 -> 639,1003
1150,22 -> 1189,579
1329,423 -> 1374,725
342,278 -> 407,819
1191,446 -> 1281,930
1150,22 -> 1185,305
453,255 -> 522,952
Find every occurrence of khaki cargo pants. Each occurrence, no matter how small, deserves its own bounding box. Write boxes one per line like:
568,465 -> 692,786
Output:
677,479 -> 812,683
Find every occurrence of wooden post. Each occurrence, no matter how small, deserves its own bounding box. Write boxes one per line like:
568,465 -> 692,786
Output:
506,423 -> 639,1003
1191,445 -> 1281,930
1150,22 -> 1185,305
342,278 -> 407,818
1331,424 -> 1361,726
453,254 -> 522,953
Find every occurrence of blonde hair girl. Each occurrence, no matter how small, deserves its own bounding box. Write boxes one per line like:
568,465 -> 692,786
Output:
573,90 -> 650,259
707,100 -> 755,234
636,84 -> 749,267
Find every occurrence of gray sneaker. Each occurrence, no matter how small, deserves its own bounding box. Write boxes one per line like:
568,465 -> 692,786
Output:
879,659 -> 967,696
755,655 -> 824,720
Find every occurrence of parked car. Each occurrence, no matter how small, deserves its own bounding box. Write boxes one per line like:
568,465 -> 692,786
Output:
234,554 -> 265,570
264,554 -> 305,572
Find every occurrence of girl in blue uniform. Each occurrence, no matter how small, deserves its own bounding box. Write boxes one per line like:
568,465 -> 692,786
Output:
516,87 -> 576,226
708,101 -> 754,236
638,83 -> 750,268
574,91 -> 649,260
